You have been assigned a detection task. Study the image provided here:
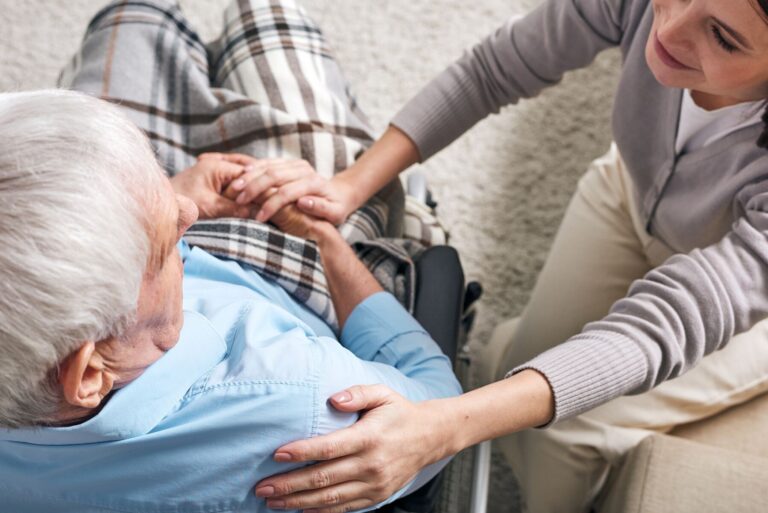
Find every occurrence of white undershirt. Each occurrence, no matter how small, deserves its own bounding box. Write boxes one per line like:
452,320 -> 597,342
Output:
675,89 -> 764,155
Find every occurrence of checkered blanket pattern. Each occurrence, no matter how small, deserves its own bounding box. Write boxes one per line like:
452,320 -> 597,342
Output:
59,0 -> 447,330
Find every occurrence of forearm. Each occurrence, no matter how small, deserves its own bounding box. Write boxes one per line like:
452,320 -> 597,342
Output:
391,0 -> 626,161
337,125 -> 420,210
451,370 -> 553,452
420,370 -> 554,461
311,222 -> 383,327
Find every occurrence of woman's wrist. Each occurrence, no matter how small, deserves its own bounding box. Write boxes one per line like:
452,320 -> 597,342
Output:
337,125 -> 421,212
433,370 -> 556,454
331,168 -> 367,214
418,397 -> 475,461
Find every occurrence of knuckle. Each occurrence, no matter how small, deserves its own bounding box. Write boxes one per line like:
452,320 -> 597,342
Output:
273,482 -> 293,496
360,433 -> 376,452
323,490 -> 341,505
367,456 -> 387,477
371,483 -> 390,501
347,384 -> 363,397
312,470 -> 332,489
371,384 -> 389,396
276,188 -> 291,201
319,441 -> 339,460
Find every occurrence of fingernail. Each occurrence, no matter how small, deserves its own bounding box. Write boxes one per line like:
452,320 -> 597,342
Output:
267,499 -> 285,509
274,452 -> 293,462
255,485 -> 275,497
236,192 -> 246,204
331,391 -> 352,403
244,165 -> 253,172
232,178 -> 246,190
256,210 -> 266,222
305,199 -> 315,209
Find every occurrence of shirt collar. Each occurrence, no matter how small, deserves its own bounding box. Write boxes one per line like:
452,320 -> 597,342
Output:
0,311 -> 225,445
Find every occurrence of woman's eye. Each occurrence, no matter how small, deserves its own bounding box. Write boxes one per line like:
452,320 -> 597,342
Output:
711,25 -> 737,53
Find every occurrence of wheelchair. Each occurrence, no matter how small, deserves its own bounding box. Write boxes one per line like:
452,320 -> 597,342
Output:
375,173 -> 490,513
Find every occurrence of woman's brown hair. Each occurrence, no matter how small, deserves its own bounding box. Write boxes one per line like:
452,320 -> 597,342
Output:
760,0 -> 768,149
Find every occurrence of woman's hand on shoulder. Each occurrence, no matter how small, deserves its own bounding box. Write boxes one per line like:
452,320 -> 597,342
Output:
253,385 -> 455,513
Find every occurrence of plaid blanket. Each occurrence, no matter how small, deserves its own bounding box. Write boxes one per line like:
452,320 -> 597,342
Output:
59,0 -> 446,330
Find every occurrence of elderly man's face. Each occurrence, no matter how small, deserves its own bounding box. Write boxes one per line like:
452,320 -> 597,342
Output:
98,182 -> 199,386
58,179 -> 198,417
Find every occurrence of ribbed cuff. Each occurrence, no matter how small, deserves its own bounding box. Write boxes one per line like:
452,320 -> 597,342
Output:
507,331 -> 650,426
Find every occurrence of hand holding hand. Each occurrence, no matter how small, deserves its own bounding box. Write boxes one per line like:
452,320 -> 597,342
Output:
214,154 -> 360,225
215,157 -> 329,240
253,385 -> 453,513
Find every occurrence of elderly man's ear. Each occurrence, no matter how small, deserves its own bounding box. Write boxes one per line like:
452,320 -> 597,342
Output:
58,342 -> 115,409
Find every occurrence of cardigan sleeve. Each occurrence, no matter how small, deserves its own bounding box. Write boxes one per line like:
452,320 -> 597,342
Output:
391,0 -> 634,160
514,172 -> 768,424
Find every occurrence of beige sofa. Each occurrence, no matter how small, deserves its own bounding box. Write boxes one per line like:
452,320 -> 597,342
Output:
597,391 -> 768,512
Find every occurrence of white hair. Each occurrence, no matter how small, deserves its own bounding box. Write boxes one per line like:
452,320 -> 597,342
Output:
0,90 -> 166,427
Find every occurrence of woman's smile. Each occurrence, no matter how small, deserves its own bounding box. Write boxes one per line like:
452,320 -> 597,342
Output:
654,33 -> 697,71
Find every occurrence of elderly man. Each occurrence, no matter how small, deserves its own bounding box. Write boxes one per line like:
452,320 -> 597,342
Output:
0,90 -> 460,512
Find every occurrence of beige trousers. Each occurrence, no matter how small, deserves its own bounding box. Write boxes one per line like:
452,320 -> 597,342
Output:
481,144 -> 768,513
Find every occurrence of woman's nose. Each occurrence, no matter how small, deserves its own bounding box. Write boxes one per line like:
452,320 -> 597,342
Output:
657,0 -> 698,45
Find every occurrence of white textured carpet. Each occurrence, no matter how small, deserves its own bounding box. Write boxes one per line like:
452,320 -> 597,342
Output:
0,1 -> 620,511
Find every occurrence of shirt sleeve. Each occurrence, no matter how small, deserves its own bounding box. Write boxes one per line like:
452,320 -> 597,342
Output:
513,180 -> 768,424
391,0 -> 630,160
327,291 -> 463,402
311,292 -> 462,509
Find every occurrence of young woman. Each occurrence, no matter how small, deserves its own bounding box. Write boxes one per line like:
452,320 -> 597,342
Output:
244,1 -> 768,511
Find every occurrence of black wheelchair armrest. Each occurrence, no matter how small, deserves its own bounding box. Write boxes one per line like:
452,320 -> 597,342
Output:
412,245 -> 465,365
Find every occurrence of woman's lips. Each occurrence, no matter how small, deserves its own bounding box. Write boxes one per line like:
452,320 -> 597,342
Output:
654,34 -> 694,70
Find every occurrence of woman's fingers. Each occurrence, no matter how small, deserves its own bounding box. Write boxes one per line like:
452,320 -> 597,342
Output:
222,153 -> 285,167
253,386 -> 427,512
276,422 -> 370,465
256,457 -> 368,499
326,384 -> 398,413
297,196 -> 346,225
253,435 -> 370,508
264,481 -> 378,512
215,160 -> 251,184
235,161 -> 317,206
270,385 -> 395,461
303,498 -> 379,513
254,176 -> 327,222
196,152 -> 223,161
222,171 -> 262,201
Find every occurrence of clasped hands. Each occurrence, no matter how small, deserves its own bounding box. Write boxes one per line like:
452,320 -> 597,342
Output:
169,152 -> 358,237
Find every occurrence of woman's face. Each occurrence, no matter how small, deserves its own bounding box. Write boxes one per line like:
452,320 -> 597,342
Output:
646,0 -> 768,103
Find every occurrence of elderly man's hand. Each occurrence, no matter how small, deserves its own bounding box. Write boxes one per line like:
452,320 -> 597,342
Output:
170,154 -> 253,220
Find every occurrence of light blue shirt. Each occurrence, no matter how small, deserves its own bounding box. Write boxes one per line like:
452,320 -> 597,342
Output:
0,241 -> 462,512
